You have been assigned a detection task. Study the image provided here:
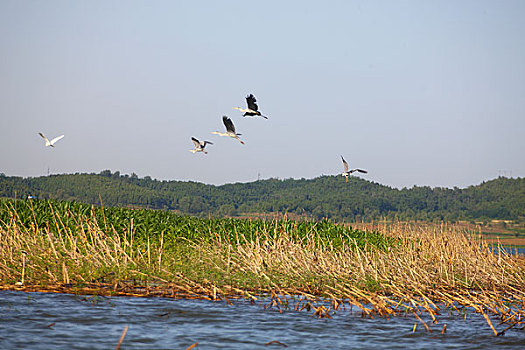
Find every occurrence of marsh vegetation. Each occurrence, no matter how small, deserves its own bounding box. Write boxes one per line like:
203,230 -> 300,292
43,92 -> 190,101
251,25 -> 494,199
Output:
1,198 -> 524,335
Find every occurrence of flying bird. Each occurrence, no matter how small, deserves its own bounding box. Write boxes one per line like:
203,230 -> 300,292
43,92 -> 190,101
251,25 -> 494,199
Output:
234,94 -> 268,119
38,133 -> 64,147
190,137 -> 213,154
341,156 -> 367,183
211,116 -> 245,144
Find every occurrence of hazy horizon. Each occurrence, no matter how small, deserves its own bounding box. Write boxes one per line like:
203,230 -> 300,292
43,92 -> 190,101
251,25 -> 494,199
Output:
1,1 -> 524,189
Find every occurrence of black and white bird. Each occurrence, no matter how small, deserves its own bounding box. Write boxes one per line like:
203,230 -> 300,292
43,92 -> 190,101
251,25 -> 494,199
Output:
234,94 -> 268,119
341,156 -> 367,182
190,137 -> 213,154
38,132 -> 64,147
211,116 -> 245,144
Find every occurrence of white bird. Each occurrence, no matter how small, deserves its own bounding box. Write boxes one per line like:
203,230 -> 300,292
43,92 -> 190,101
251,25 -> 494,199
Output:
38,132 -> 64,147
233,94 -> 268,119
190,137 -> 213,154
341,156 -> 367,183
211,116 -> 245,144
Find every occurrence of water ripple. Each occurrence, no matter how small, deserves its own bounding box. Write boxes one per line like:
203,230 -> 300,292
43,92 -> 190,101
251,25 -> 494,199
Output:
1,291 -> 524,349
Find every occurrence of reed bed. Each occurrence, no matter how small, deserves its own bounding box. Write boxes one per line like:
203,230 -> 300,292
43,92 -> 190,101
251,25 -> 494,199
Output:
196,220 -> 525,331
1,198 -> 524,335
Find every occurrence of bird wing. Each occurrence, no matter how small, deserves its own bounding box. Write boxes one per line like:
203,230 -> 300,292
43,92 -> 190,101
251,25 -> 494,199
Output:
356,169 -> 368,174
203,141 -> 213,146
191,137 -> 201,148
38,132 -> 49,142
222,116 -> 236,133
341,156 -> 349,172
49,135 -> 64,145
246,94 -> 259,111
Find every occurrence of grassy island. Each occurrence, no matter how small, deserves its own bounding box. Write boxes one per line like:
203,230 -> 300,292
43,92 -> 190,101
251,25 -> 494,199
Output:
1,198 -> 524,335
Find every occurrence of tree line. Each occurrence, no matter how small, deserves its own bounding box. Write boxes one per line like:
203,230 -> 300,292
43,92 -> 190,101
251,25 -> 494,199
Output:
0,171 -> 523,222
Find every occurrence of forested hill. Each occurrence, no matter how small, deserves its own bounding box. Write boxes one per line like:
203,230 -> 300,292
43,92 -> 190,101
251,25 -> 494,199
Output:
0,171 -> 523,222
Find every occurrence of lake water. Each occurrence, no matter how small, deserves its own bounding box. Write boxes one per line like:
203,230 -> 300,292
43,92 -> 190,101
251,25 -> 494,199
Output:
490,246 -> 525,256
1,290 -> 524,349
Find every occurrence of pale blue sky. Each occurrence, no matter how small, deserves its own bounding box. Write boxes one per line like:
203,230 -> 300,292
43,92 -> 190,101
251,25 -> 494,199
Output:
1,0 -> 524,188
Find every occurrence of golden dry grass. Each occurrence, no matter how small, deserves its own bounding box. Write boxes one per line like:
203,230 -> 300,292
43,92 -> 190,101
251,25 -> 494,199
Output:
1,208 -> 524,334
194,220 -> 525,330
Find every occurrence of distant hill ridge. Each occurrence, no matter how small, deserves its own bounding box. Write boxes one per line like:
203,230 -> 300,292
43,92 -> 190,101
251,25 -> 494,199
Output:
0,171 -> 523,222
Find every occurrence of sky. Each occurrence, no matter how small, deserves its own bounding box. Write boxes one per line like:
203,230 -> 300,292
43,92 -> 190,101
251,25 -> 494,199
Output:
1,0 -> 524,189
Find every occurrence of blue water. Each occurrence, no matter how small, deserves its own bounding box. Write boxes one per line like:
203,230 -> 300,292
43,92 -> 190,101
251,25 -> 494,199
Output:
1,291 -> 524,349
489,246 -> 525,257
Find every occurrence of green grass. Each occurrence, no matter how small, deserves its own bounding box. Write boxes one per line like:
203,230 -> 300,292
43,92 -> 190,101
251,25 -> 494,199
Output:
0,197 -> 395,249
0,198 -> 396,288
2,198 -> 525,329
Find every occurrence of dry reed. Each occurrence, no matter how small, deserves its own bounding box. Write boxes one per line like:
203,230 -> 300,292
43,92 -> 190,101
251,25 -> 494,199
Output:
114,325 -> 128,350
1,204 -> 524,335
193,220 -> 525,331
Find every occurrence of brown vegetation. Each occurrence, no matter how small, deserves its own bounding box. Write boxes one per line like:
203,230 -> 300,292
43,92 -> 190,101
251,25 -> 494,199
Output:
1,211 -> 524,335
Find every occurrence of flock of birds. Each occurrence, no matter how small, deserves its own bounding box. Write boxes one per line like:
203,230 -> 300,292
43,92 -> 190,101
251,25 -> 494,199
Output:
191,94 -> 266,151
188,94 -> 367,182
38,94 -> 367,182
